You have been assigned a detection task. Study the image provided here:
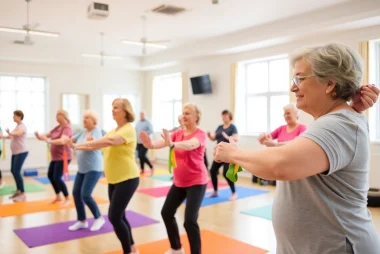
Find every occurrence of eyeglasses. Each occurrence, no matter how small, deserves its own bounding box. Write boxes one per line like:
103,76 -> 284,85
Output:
292,75 -> 315,86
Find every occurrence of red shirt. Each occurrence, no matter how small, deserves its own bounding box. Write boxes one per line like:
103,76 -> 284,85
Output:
171,128 -> 208,188
50,125 -> 73,161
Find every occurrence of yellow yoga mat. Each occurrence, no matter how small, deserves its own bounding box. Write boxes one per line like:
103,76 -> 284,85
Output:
0,196 -> 108,217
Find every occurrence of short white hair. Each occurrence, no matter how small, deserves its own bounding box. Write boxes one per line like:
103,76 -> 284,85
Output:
83,110 -> 98,125
283,103 -> 300,117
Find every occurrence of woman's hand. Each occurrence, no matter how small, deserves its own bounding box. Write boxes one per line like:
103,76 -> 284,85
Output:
161,129 -> 173,147
5,128 -> 11,136
66,138 -> 76,149
258,133 -> 272,145
140,131 -> 153,149
214,137 -> 238,163
351,84 -> 379,112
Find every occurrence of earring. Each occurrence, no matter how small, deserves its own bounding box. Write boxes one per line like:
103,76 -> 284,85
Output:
332,92 -> 337,97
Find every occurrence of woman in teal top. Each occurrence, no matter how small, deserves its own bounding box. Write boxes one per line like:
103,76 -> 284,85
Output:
67,110 -> 105,232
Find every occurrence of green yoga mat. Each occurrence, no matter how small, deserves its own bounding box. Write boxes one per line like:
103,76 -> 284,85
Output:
150,175 -> 173,182
0,183 -> 45,196
241,205 -> 272,220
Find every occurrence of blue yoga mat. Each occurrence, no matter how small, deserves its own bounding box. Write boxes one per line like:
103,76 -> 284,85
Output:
186,186 -> 269,207
241,204 -> 272,220
33,174 -> 76,184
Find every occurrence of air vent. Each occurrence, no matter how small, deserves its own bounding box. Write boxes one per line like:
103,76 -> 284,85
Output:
151,5 -> 185,15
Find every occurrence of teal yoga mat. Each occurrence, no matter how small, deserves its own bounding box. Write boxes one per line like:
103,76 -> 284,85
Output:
241,205 -> 272,220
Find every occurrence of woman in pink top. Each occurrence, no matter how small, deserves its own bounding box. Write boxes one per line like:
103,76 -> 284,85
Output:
1,110 -> 28,202
35,109 -> 73,206
256,104 -> 306,185
258,103 -> 307,146
140,103 -> 207,254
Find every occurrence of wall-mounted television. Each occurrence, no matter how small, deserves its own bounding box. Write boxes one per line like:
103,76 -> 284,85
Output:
190,75 -> 212,95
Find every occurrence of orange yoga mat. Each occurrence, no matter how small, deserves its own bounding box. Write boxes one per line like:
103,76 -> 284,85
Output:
105,229 -> 268,254
98,169 -> 169,184
0,196 -> 108,217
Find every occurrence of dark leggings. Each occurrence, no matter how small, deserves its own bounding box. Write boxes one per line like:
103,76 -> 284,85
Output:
161,184 -> 207,254
11,152 -> 28,193
47,160 -> 71,197
210,161 -> 235,193
137,144 -> 153,171
108,177 -> 139,254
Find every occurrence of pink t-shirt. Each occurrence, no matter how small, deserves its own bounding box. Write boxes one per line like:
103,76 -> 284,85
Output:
270,124 -> 307,142
50,125 -> 73,161
171,128 -> 208,188
10,123 -> 28,155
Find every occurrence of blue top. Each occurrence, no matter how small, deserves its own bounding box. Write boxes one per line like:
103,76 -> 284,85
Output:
215,124 -> 238,144
73,127 -> 104,173
135,119 -> 153,144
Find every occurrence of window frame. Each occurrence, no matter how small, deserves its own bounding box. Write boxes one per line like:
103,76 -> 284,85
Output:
0,74 -> 48,136
237,55 -> 290,136
369,39 -> 380,142
152,73 -> 182,132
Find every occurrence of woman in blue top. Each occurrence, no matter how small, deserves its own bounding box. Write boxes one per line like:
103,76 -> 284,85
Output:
67,110 -> 105,232
207,110 -> 239,200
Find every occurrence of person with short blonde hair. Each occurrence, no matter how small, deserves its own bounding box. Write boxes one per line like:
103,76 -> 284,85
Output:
67,110 -> 105,232
214,43 -> 380,253
35,109 -> 73,206
67,98 -> 139,254
140,103 -> 208,254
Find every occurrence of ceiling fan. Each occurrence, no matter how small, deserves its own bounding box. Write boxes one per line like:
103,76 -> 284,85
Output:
0,0 -> 59,45
121,15 -> 170,55
82,32 -> 124,66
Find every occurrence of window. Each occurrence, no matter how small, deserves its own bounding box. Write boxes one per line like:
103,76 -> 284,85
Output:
103,93 -> 139,132
235,56 -> 290,135
152,73 -> 182,132
0,75 -> 46,135
369,40 -> 380,141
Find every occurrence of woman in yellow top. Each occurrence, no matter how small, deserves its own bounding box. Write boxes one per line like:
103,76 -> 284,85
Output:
67,98 -> 139,254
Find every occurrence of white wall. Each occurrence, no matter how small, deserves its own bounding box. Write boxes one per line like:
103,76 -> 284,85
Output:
145,26 -> 380,187
0,61 -> 144,172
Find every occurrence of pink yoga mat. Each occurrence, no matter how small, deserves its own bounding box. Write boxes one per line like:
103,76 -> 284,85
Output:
137,181 -> 228,198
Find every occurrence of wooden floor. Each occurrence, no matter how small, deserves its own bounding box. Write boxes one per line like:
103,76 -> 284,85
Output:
1,164 -> 380,254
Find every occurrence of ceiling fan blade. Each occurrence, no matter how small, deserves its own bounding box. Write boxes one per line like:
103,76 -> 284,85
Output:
147,40 -> 170,44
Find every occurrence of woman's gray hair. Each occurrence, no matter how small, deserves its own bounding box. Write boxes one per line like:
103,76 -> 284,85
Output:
290,43 -> 363,101
83,110 -> 98,125
283,103 -> 300,118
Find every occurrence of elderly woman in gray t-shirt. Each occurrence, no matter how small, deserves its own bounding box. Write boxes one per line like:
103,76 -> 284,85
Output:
214,43 -> 380,254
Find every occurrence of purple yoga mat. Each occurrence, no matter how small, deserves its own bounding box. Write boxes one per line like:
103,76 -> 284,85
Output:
14,210 -> 159,248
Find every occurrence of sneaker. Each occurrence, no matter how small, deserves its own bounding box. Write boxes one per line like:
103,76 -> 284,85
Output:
0,181 -> 5,189
68,221 -> 88,231
90,217 -> 105,231
165,248 -> 184,254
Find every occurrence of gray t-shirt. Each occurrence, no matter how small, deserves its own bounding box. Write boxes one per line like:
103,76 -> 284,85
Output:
272,109 -> 380,254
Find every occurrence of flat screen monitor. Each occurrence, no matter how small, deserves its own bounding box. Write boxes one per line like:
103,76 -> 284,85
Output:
190,75 -> 212,94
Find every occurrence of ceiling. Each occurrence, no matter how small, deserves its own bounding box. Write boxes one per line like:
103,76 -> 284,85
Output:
1,0 -> 380,70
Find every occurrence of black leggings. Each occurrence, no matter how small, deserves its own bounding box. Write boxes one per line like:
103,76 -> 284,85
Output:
210,161 -> 235,193
161,184 -> 207,254
137,144 -> 153,171
108,177 -> 139,254
48,160 -> 71,197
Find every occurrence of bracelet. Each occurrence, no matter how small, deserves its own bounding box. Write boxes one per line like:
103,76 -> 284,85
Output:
170,143 -> 175,149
